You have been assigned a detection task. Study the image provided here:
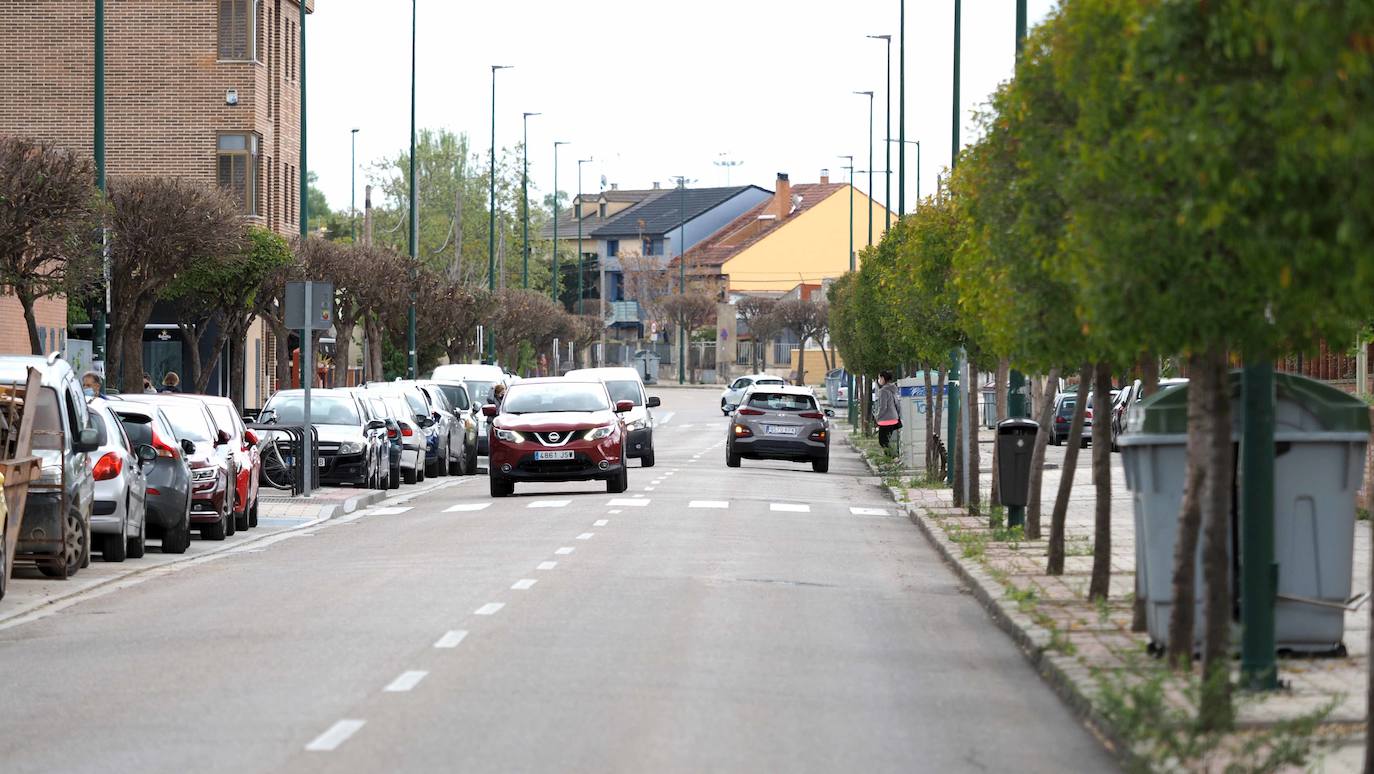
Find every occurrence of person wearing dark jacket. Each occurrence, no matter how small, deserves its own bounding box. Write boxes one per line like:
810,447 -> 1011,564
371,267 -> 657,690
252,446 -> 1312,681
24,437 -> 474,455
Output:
874,370 -> 901,453
159,371 -> 182,393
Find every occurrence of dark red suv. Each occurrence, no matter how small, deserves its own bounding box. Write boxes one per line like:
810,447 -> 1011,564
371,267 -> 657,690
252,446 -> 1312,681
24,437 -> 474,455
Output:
485,378 -> 632,497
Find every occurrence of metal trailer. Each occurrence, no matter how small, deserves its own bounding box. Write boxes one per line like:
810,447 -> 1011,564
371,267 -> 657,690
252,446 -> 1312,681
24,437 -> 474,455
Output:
0,368 -> 71,583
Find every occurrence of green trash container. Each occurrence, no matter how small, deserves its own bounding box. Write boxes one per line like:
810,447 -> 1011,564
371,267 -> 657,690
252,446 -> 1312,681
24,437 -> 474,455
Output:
1118,373 -> 1369,653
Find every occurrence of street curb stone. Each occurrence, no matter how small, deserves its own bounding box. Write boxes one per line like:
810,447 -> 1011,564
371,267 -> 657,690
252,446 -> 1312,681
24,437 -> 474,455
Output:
840,430 -> 1136,768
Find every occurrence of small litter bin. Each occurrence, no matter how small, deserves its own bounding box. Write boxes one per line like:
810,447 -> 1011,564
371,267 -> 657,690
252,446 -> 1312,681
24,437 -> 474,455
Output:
633,350 -> 660,385
1119,373 -> 1369,653
996,418 -> 1038,507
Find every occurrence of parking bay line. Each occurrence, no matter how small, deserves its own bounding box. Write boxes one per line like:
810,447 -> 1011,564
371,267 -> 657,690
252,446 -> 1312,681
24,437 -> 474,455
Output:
576,533 -> 594,540
434,630 -> 469,648
511,579 -> 538,590
555,547 -> 575,555
528,500 -> 572,509
690,500 -> 729,509
537,561 -> 557,570
365,506 -> 412,515
383,670 -> 429,692
770,503 -> 811,513
444,503 -> 491,513
594,519 -> 609,526
608,498 -> 649,507
306,719 -> 366,752
474,603 -> 505,615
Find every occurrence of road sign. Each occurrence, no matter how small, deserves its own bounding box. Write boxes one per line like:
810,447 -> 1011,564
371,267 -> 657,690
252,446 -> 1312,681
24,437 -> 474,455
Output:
285,282 -> 334,331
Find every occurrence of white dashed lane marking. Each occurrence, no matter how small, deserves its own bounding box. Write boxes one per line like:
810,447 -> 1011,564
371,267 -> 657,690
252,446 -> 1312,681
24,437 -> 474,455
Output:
306,720 -> 366,752
690,500 -> 729,509
474,603 -> 505,615
555,547 -> 575,555
594,519 -> 609,526
511,579 -> 538,590
537,561 -> 557,570
770,503 -> 811,513
433,630 -> 468,648
367,507 -> 413,515
444,503 -> 491,512
850,507 -> 890,516
528,500 -> 571,509
608,498 -> 649,507
643,487 -> 655,491
576,533 -> 594,540
383,671 -> 429,692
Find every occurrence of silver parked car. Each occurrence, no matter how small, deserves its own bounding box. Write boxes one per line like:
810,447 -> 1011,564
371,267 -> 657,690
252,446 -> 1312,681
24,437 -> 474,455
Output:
720,373 -> 787,415
87,398 -> 152,562
725,384 -> 834,473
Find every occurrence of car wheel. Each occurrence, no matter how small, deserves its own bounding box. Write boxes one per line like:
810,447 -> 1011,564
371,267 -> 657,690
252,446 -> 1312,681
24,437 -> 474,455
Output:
417,461 -> 427,482
489,474 -> 514,498
163,506 -> 191,554
726,444 -> 741,468
448,446 -> 464,476
234,499 -> 250,532
202,510 -> 227,541
812,455 -> 830,474
103,530 -> 127,563
402,464 -> 417,485
390,465 -> 402,488
61,506 -> 86,576
248,498 -> 259,529
465,443 -> 479,475
606,466 -> 628,494
641,447 -> 656,468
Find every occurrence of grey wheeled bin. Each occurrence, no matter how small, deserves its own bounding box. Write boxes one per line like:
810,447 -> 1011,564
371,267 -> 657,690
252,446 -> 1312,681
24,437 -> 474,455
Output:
1119,373 -> 1369,654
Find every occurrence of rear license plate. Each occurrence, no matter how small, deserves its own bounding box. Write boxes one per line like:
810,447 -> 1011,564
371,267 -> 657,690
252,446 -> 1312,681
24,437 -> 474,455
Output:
535,450 -> 575,461
766,425 -> 799,436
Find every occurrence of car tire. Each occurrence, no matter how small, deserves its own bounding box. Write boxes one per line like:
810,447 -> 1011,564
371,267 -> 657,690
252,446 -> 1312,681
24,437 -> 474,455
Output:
417,462 -> 427,482
812,455 -> 830,474
103,515 -> 128,562
641,447 -> 656,468
403,464 -> 417,485
202,512 -> 227,541
60,506 -> 86,577
1079,438 -> 1090,449
465,443 -> 479,475
162,506 -> 191,554
726,443 -> 741,468
234,502 -> 250,532
248,499 -> 259,529
489,475 -> 514,498
606,466 -> 628,494
390,465 -> 402,489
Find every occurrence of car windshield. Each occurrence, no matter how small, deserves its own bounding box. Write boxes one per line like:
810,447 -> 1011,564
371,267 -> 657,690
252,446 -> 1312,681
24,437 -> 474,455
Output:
604,380 -> 642,406
503,383 -> 609,414
757,379 -> 785,387
207,404 -> 239,432
466,380 -> 496,404
435,384 -> 469,410
266,395 -> 360,426
158,402 -> 214,441
746,392 -> 816,412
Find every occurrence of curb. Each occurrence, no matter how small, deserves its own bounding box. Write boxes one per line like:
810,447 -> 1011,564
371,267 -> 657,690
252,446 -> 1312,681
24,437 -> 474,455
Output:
842,433 -> 1135,767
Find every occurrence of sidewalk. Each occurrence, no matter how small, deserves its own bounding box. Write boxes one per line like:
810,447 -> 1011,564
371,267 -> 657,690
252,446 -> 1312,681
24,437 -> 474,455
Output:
839,423 -> 1369,770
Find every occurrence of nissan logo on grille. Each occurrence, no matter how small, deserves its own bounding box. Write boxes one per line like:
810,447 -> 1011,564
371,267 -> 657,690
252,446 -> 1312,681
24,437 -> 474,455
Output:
548,432 -> 560,442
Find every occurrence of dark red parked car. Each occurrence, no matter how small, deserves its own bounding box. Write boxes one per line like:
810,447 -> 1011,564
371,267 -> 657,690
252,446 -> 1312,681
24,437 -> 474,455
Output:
485,378 -> 632,498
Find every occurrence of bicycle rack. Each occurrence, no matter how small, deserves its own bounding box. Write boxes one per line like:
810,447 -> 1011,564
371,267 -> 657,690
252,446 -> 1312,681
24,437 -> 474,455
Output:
247,423 -> 319,497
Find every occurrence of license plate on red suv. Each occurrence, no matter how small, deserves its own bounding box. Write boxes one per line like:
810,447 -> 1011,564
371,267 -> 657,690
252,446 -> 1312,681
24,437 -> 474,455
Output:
534,450 -> 575,461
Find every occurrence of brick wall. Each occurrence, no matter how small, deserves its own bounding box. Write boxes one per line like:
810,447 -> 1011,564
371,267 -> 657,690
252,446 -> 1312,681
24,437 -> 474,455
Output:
0,289 -> 67,356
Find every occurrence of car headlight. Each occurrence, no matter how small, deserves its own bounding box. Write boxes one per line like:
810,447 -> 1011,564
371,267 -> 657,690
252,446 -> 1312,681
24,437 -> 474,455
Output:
585,424 -> 617,441
191,467 -> 217,482
338,441 -> 365,455
494,428 -> 524,443
625,417 -> 648,431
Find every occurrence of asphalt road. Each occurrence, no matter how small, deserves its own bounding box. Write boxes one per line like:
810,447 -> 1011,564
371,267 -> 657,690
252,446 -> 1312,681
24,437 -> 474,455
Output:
0,387 -> 1114,773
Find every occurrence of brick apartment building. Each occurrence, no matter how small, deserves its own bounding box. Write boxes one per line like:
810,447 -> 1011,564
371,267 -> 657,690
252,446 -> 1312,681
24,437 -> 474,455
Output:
0,0 -> 311,405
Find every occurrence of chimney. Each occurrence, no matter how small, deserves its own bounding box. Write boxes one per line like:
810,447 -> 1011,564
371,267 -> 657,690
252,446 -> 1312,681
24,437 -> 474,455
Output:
652,181 -> 661,190
772,172 -> 792,219
610,182 -> 619,190
819,169 -> 830,185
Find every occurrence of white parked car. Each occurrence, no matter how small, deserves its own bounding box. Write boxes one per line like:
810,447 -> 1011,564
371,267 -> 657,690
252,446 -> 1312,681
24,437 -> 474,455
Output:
565,367 -> 662,467
720,373 -> 787,415
431,364 -> 509,455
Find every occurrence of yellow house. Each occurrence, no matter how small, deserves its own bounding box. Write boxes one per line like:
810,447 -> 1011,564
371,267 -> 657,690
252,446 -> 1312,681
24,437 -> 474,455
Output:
679,172 -> 893,293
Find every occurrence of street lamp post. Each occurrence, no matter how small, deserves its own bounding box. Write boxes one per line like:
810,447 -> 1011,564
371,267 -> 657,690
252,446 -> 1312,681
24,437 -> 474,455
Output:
854,91 -> 875,246
898,0 -> 906,217
839,154 -> 855,430
94,0 -> 108,375
407,0 -> 417,379
350,128 -> 359,243
866,35 -> 891,222
488,65 -> 513,364
521,112 -> 539,289
552,141 -> 569,303
576,158 -> 593,317
888,138 -> 921,207
671,175 -> 692,385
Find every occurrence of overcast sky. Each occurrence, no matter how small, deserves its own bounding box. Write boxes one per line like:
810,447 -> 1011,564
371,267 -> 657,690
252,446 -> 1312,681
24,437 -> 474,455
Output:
307,0 -> 1058,214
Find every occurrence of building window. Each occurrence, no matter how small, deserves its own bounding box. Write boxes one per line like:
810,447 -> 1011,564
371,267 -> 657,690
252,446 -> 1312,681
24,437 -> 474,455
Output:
643,237 -> 664,256
285,164 -> 296,226
606,239 -> 619,257
217,133 -> 259,215
218,0 -> 256,61
286,19 -> 297,81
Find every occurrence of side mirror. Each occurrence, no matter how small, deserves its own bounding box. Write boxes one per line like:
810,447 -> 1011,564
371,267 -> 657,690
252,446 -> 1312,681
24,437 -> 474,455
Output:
180,438 -> 196,456
824,408 -> 835,418
646,396 -> 661,408
615,399 -> 634,413
366,419 -> 386,431
244,429 -> 259,445
136,444 -> 158,464
258,409 -> 277,424
482,404 -> 499,418
215,429 -> 232,446
433,411 -> 443,424
74,426 -> 100,453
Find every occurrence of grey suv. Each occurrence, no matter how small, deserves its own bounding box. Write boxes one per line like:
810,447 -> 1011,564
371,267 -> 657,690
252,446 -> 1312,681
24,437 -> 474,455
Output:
725,385 -> 833,473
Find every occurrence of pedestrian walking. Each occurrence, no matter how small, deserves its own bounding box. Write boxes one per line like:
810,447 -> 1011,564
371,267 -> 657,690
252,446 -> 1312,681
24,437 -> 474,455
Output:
489,382 -> 507,410
159,371 -> 182,393
875,370 -> 901,454
81,371 -> 105,398
142,373 -> 157,394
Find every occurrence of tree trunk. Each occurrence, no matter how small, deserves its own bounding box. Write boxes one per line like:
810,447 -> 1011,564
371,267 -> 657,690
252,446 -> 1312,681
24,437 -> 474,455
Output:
923,367 -> 934,477
272,322 -> 292,391
178,322 -> 205,395
933,370 -> 946,475
16,288 -> 43,355
1047,363 -> 1093,575
1167,351 -> 1209,669
367,317 -> 384,381
114,297 -> 156,394
861,375 -> 873,437
1026,367 -> 1061,541
228,334 -> 246,409
1089,361 -> 1114,600
796,337 -> 807,387
1198,345 -> 1234,731
967,360 -> 981,516
990,358 -> 1009,507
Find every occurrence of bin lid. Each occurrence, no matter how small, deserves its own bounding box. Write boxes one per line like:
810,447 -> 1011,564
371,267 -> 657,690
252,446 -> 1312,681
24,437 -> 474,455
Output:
1126,371 -> 1370,436
997,417 -> 1039,433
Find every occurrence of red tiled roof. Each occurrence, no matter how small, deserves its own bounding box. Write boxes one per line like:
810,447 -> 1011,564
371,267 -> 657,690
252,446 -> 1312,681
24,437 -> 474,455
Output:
674,183 -> 848,269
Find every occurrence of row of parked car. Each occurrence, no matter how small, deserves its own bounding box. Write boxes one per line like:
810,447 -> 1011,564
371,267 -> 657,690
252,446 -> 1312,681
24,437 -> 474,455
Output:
1050,378 -> 1187,449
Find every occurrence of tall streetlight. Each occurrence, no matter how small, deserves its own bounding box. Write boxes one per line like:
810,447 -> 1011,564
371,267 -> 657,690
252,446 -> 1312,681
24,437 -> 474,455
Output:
93,0 -> 108,374
952,0 -> 961,171
671,175 -> 694,385
899,0 -> 907,217
521,112 -> 539,289
854,90 -> 875,246
406,0 -> 417,378
487,64 -> 513,364
839,154 -> 855,430
350,128 -> 359,242
576,157 -> 593,315
867,35 -> 892,222
551,140 -> 569,303
888,138 -> 920,206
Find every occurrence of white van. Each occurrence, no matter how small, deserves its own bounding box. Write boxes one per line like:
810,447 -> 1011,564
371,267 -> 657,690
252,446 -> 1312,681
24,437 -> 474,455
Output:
564,367 -> 661,467
430,364 -> 508,455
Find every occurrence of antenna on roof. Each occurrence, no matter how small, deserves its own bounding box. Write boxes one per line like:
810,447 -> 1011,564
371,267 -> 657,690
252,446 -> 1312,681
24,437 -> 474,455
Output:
714,153 -> 743,185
